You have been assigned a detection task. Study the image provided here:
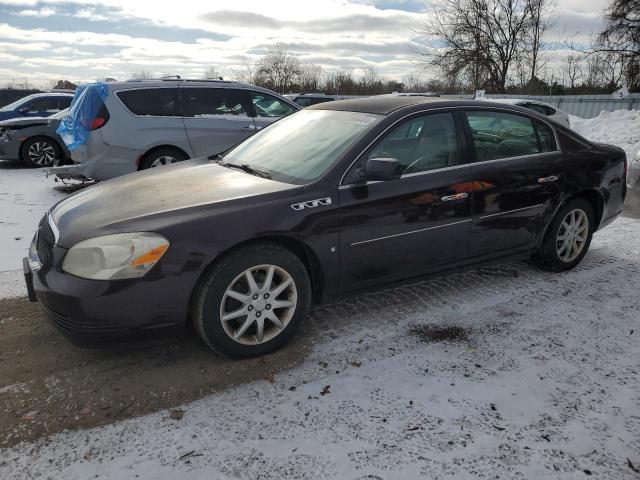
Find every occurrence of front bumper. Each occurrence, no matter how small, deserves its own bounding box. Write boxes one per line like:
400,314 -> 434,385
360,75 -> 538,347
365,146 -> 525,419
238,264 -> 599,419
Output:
0,132 -> 22,160
23,245 -> 195,342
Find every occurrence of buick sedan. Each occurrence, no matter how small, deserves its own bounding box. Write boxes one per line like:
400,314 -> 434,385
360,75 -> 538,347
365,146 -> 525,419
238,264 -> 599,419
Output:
25,96 -> 627,357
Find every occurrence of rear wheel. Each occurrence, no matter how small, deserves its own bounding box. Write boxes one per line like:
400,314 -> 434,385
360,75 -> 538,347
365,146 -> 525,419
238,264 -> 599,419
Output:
21,136 -> 62,168
536,198 -> 594,271
139,148 -> 186,170
193,243 -> 311,357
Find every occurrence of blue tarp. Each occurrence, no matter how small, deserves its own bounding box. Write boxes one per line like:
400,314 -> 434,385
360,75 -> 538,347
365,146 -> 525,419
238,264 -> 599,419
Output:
56,82 -> 109,151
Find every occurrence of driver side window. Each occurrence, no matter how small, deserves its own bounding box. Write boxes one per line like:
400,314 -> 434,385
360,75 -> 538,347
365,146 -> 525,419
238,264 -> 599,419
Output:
367,112 -> 461,175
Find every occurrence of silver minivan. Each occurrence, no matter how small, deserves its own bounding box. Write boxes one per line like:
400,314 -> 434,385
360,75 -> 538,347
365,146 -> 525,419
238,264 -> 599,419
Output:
50,79 -> 300,181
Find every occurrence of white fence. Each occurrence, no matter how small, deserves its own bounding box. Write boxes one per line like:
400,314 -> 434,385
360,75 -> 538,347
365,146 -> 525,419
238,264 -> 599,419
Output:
440,93 -> 640,118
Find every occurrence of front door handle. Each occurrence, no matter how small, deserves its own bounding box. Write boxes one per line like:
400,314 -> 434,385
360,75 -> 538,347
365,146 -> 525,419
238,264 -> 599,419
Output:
441,192 -> 469,202
240,125 -> 256,131
538,175 -> 559,183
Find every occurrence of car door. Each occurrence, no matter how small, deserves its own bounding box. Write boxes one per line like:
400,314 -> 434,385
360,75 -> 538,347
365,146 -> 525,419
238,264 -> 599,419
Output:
463,109 -> 564,258
181,87 -> 256,157
338,111 -> 475,288
248,91 -> 298,131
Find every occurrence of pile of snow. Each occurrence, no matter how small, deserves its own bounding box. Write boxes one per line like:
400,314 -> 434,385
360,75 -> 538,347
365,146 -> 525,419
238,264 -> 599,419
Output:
570,109 -> 640,161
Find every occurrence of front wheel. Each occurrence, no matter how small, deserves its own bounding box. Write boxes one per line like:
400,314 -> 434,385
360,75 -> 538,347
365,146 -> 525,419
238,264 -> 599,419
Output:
193,243 -> 311,357
536,198 -> 594,271
21,136 -> 62,168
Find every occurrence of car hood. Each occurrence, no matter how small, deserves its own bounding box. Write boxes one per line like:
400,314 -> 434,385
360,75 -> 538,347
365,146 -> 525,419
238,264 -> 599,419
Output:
0,116 -> 51,127
50,158 -> 303,247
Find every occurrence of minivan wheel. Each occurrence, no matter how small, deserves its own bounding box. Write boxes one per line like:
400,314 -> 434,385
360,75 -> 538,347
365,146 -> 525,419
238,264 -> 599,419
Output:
536,198 -> 594,271
21,136 -> 61,168
140,148 -> 187,170
193,243 -> 312,358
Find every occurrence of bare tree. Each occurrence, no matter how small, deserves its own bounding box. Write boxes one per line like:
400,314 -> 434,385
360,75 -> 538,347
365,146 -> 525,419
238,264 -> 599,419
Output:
594,0 -> 640,88
416,0 -> 542,92
297,63 -> 324,92
526,0 -> 554,83
255,44 -> 301,93
562,53 -> 583,89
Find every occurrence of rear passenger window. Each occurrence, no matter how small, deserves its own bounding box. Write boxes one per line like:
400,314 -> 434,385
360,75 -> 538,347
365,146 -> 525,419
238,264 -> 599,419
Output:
466,111 -> 540,162
368,112 -> 461,174
535,121 -> 556,152
117,88 -> 180,116
182,88 -> 248,117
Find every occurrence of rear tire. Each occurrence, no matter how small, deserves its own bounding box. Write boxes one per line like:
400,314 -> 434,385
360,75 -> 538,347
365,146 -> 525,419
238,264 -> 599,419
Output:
536,198 -> 594,271
21,136 -> 61,168
193,243 -> 312,358
139,148 -> 186,170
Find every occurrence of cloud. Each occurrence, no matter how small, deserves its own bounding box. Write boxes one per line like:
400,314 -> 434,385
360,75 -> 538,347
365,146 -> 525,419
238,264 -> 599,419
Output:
199,9 -> 416,34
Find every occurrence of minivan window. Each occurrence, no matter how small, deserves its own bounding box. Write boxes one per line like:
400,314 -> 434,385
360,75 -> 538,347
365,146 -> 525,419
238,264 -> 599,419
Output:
117,88 -> 180,116
182,88 -> 248,117
368,112 -> 461,174
250,92 -> 296,118
223,110 -> 381,183
466,111 -> 541,162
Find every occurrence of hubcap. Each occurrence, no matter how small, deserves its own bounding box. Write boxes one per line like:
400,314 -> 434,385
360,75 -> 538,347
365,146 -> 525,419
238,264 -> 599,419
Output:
220,264 -> 297,345
556,209 -> 589,262
28,141 -> 56,166
150,155 -> 177,168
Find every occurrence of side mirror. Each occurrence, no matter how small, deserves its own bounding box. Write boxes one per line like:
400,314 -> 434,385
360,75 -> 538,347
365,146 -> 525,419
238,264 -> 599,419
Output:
365,157 -> 403,181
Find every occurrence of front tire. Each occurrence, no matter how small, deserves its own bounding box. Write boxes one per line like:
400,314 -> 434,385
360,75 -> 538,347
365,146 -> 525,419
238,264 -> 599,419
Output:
536,198 -> 594,271
193,243 -> 312,357
21,136 -> 61,168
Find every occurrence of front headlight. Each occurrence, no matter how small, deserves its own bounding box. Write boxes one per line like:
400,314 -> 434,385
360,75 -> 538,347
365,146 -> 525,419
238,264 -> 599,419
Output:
634,150 -> 640,164
62,232 -> 169,280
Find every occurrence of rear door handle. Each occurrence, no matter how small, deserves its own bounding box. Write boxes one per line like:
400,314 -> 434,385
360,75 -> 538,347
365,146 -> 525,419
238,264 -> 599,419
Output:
538,175 -> 559,183
441,192 -> 469,202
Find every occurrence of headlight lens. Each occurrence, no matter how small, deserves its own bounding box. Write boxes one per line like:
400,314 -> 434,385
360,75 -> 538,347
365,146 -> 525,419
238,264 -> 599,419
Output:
28,234 -> 41,271
62,232 -> 169,280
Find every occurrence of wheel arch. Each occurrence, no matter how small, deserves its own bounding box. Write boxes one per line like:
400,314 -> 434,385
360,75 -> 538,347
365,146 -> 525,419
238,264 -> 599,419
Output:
567,189 -> 604,230
187,235 -> 325,324
137,144 -> 190,170
539,189 -> 605,247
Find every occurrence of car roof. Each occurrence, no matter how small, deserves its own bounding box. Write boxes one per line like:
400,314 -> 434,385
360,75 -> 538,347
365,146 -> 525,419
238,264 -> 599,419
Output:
480,98 -> 551,107
308,96 -> 503,115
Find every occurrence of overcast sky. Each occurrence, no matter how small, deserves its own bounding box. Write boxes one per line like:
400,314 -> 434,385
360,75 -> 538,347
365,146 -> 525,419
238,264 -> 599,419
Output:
0,0 -> 610,88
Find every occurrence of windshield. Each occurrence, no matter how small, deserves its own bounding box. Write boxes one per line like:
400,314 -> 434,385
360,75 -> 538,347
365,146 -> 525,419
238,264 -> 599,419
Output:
0,94 -> 38,111
223,110 -> 381,184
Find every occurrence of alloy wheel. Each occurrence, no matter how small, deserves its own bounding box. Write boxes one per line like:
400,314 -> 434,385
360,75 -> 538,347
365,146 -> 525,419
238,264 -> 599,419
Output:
556,208 -> 589,262
150,155 -> 177,167
28,141 -> 56,166
219,264 -> 297,345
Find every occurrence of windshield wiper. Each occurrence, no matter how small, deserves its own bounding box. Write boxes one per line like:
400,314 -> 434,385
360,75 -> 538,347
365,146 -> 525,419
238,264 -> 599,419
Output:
212,158 -> 271,179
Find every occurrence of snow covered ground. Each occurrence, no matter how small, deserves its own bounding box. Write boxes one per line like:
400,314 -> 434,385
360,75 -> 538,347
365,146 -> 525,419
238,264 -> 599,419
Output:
2,217 -> 640,479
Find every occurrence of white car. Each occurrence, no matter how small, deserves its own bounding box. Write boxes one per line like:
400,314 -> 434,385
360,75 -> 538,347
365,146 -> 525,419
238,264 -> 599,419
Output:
478,98 -> 571,128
